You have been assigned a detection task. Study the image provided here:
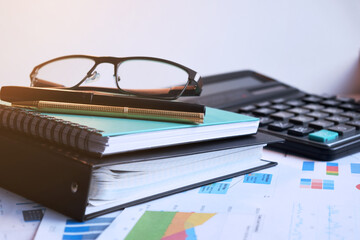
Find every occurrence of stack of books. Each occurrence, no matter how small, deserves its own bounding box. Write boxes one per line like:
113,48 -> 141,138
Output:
0,101 -> 280,221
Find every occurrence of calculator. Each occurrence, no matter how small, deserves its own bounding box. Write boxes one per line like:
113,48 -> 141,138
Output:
181,70 -> 360,160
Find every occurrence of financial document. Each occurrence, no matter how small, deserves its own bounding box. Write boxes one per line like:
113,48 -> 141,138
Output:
0,188 -> 45,240
2,149 -> 360,239
97,150 -> 360,240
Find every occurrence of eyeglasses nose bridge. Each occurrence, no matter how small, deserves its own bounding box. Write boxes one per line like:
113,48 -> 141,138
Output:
85,71 -> 100,82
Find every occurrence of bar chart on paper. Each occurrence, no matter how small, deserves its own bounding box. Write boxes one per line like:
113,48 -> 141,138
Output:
125,211 -> 216,240
326,163 -> 339,176
62,217 -> 116,240
34,210 -> 121,240
299,178 -> 334,190
98,208 -> 259,240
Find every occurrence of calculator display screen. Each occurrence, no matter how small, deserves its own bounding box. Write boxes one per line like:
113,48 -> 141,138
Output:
201,76 -> 262,95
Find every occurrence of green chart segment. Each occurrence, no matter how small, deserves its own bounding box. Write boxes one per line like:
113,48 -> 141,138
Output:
125,211 -> 215,240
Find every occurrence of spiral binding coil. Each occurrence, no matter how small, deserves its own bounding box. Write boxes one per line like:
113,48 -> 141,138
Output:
0,105 -> 103,154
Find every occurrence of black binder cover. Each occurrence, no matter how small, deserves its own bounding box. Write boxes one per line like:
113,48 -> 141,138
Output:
0,130 -> 280,221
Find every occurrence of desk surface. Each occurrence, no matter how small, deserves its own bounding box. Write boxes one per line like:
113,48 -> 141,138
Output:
1,148 -> 359,239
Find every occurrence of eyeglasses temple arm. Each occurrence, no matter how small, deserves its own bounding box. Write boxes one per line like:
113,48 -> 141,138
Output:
31,78 -> 66,88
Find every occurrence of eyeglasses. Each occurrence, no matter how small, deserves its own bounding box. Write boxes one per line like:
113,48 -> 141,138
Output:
30,55 -> 203,100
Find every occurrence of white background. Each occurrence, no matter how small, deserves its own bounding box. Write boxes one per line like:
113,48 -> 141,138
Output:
0,0 -> 359,94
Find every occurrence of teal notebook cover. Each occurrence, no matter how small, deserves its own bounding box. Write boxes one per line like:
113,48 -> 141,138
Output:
43,107 -> 259,137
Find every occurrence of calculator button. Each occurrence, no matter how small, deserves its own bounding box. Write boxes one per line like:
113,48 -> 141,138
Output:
285,100 -> 306,107
288,126 -> 314,136
325,116 -> 350,124
328,124 -> 356,137
321,107 -> 344,115
308,129 -> 338,143
340,111 -> 360,120
320,94 -> 336,99
346,120 -> 360,129
308,120 -> 335,129
303,96 -> 322,103
303,104 -> 325,111
256,101 -> 271,107
321,100 -> 341,107
270,111 -> 295,120
272,98 -> 286,104
289,116 -> 315,124
339,103 -> 360,111
305,111 -> 330,119
268,121 -> 294,131
270,104 -> 291,111
259,117 -> 274,126
287,107 -> 310,115
253,108 -> 276,116
238,105 -> 256,112
336,96 -> 355,103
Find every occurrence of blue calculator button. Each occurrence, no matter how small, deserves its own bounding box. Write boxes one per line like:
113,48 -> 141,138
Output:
308,129 -> 339,143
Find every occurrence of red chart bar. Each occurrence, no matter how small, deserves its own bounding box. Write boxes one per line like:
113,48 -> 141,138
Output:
311,179 -> 323,189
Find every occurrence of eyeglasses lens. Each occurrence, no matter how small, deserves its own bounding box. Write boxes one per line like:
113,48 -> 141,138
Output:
117,59 -> 188,98
35,58 -> 95,87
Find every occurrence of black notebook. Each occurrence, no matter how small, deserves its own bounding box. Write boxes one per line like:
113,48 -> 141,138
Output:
0,129 -> 280,221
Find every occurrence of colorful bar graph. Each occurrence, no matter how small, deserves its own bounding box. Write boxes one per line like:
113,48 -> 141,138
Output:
326,163 -> 339,176
300,178 -> 334,190
302,162 -> 315,171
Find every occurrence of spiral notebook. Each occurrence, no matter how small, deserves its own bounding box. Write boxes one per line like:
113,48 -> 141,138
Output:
0,103 -> 259,156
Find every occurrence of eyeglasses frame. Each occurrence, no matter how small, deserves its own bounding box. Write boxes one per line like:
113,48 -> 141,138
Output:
30,54 -> 203,100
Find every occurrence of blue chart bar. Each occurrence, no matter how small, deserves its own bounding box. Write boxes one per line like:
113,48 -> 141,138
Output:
323,180 -> 335,190
64,225 -> 108,233
63,234 -> 100,240
62,217 -> 116,240
351,163 -> 360,174
243,173 -> 272,184
302,161 -> 315,171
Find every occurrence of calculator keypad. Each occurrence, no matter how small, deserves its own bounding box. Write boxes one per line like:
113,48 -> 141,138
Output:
238,94 -> 360,148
